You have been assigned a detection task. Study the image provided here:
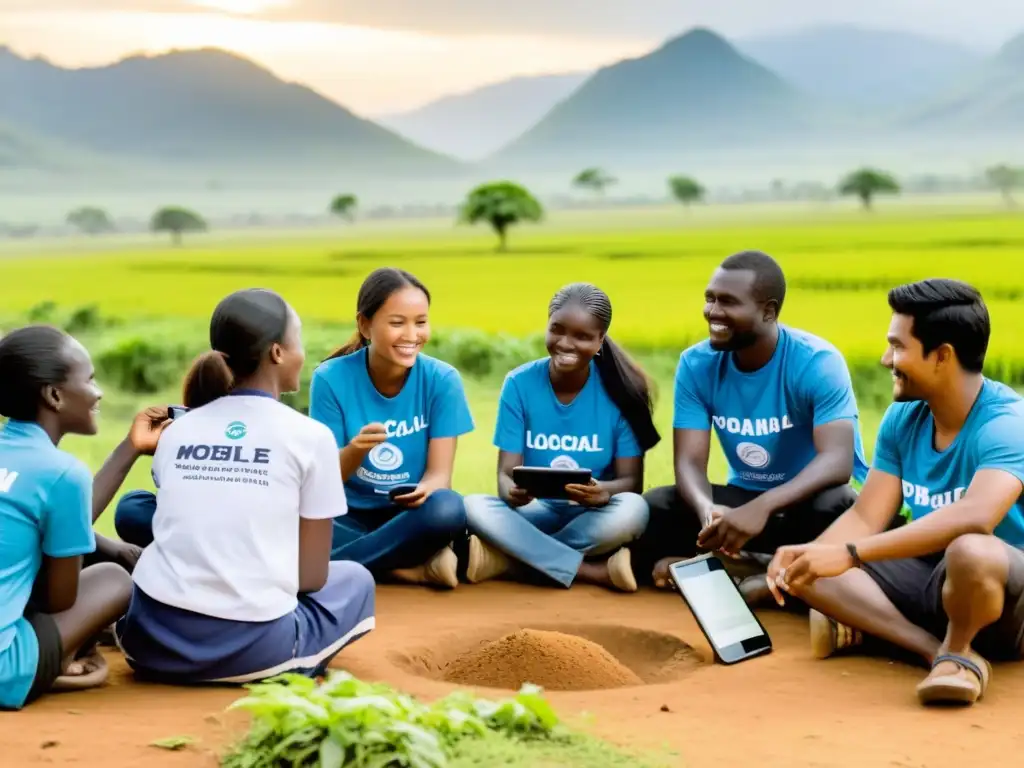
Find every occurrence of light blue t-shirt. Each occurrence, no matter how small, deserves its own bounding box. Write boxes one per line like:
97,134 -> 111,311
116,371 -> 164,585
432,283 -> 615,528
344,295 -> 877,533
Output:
0,420 -> 95,710
673,325 -> 870,492
873,378 -> 1024,548
494,358 -> 642,481
309,347 -> 475,509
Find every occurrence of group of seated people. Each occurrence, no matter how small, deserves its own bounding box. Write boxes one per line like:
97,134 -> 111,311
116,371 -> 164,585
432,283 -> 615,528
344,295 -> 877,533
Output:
2,251 -> 1023,714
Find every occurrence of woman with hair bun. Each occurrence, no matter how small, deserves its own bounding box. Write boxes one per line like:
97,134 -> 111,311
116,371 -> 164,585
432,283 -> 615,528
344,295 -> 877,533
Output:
0,324 -> 161,709
114,288 -> 375,684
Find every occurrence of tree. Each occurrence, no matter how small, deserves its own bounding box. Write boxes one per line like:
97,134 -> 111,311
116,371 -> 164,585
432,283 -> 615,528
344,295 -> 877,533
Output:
668,175 -> 705,207
459,181 -> 543,251
838,168 -> 900,210
67,206 -> 114,235
572,167 -> 617,196
151,206 -> 207,245
985,164 -> 1023,207
329,193 -> 358,221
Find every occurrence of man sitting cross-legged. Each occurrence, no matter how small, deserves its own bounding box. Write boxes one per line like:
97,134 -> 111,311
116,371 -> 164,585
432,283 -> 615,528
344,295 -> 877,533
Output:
768,278 -> 1024,707
630,250 -> 871,602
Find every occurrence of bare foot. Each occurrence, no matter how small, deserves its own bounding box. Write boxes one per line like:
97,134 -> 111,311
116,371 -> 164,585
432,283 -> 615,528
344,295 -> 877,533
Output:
391,546 -> 459,589
53,648 -> 109,692
652,557 -> 686,589
738,574 -> 772,607
576,549 -> 637,592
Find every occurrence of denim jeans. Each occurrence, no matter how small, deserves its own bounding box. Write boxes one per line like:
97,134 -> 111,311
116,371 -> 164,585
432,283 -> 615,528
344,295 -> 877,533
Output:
330,489 -> 467,574
463,492 -> 650,587
115,489 -> 467,577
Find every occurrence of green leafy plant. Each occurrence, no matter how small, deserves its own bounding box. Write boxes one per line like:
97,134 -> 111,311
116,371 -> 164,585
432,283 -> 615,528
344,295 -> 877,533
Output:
220,672 -> 560,768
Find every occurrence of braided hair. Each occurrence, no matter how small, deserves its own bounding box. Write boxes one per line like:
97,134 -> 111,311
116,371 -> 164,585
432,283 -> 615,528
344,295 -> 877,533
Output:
548,283 -> 661,452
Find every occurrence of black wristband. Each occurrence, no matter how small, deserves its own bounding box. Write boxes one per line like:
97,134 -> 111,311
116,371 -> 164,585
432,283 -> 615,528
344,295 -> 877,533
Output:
846,542 -> 862,567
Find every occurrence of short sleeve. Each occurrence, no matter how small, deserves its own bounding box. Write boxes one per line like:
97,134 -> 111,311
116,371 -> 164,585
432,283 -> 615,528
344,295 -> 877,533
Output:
672,354 -> 710,430
309,368 -> 347,449
803,351 -> 859,427
41,462 -> 96,558
975,414 -> 1024,487
872,404 -> 903,477
493,375 -> 526,454
429,368 -> 475,439
299,425 -> 348,520
613,414 -> 642,459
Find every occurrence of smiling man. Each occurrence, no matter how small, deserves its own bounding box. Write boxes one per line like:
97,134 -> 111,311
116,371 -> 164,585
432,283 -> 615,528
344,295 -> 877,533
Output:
630,250 -> 870,600
767,278 -> 1024,707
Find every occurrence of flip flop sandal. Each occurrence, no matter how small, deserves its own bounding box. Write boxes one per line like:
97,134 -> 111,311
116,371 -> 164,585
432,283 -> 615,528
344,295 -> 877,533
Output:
916,651 -> 991,705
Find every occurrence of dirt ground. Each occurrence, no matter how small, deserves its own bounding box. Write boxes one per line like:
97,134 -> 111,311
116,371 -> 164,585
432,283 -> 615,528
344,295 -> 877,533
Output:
3,582 -> 1022,767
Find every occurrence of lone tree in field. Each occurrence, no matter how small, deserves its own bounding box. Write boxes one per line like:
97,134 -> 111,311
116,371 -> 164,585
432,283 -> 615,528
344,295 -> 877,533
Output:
151,206 -> 207,246
985,164 -> 1023,207
572,167 -> 617,196
329,193 -> 358,222
838,168 -> 900,210
67,206 -> 114,235
459,181 -> 543,251
668,175 -> 706,208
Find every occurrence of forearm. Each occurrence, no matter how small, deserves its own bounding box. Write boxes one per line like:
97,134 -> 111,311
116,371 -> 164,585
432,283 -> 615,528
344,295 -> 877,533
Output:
856,502 -> 994,562
92,438 -> 141,522
675,461 -> 714,523
599,475 -> 640,497
498,471 -> 516,502
420,468 -> 453,493
93,534 -> 122,561
755,450 -> 850,516
338,445 -> 367,482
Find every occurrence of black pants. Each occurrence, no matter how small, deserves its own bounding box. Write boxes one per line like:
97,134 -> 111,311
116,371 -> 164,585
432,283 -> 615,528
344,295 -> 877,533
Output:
629,483 -> 859,586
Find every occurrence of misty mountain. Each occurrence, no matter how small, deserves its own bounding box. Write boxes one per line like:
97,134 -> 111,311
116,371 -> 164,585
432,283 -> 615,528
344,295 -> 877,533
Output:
0,46 -> 460,176
897,33 -> 1024,136
490,28 -> 823,170
737,25 -> 982,108
377,72 -> 590,160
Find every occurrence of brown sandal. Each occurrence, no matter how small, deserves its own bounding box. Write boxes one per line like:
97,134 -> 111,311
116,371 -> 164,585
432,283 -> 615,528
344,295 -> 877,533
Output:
916,651 -> 991,705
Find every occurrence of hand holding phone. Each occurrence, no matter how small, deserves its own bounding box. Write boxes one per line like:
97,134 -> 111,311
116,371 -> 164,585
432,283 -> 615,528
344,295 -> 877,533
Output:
389,483 -> 424,507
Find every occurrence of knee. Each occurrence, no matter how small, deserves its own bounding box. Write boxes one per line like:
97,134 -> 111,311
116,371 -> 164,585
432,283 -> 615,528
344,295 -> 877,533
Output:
944,534 -> 1007,584
114,490 -> 156,540
811,484 -> 858,515
463,494 -> 494,527
421,489 -> 467,536
87,561 -> 135,602
641,485 -> 676,518
609,492 -> 650,539
328,560 -> 376,595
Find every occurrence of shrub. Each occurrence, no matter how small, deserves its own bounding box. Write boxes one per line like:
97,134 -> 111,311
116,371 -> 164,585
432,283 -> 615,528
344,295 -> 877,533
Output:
221,672 -> 560,768
95,336 -> 201,394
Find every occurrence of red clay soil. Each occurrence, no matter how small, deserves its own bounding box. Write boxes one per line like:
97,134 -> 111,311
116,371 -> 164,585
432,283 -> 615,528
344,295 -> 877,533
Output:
3,582 -> 1023,768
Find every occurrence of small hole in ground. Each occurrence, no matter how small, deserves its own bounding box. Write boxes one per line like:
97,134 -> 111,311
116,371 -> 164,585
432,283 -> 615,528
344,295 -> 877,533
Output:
389,623 -> 702,692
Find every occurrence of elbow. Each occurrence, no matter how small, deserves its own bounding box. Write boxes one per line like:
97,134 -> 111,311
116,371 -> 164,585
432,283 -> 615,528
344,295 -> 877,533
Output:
300,567 -> 329,594
47,592 -> 77,614
822,449 -> 854,487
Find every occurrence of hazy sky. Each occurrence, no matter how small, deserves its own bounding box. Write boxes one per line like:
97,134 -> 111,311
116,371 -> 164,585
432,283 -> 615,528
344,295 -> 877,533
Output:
4,0 -> 1023,114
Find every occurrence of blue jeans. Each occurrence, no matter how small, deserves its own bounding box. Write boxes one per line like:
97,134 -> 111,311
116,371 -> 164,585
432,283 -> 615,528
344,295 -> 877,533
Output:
115,489 -> 467,577
464,492 -> 649,587
330,489 -> 467,574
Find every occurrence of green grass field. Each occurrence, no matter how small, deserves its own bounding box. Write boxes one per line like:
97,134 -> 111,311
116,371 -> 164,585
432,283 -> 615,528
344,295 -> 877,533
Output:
4,202 -> 1016,537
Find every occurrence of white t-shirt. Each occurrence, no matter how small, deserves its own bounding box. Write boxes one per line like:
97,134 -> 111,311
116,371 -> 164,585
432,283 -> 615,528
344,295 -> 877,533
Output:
132,393 -> 346,622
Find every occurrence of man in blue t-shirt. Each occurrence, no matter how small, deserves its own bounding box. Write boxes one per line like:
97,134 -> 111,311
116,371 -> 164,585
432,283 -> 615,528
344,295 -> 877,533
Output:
768,278 -> 1024,707
632,251 -> 871,601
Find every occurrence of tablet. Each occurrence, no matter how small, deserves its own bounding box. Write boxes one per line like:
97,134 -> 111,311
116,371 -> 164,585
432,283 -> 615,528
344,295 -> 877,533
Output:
512,466 -> 593,500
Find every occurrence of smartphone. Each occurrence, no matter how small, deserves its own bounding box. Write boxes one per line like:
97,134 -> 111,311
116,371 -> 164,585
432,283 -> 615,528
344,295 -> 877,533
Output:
168,405 -> 189,420
388,484 -> 419,501
668,553 -> 772,665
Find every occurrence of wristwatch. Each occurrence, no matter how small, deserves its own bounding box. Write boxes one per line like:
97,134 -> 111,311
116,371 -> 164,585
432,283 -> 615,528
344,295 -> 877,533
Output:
846,542 -> 862,568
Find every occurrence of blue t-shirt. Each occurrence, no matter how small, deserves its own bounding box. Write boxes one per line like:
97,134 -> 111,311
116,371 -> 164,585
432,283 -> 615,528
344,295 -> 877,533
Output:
873,378 -> 1024,548
494,358 -> 642,481
0,420 -> 95,710
309,347 -> 475,509
673,325 -> 870,492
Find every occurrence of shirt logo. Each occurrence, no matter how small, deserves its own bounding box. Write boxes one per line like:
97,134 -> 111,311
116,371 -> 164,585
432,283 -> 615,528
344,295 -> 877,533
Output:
368,442 -> 404,471
0,468 -> 19,493
902,480 -> 967,510
736,442 -> 770,469
712,415 -> 793,435
550,455 -> 580,470
526,431 -> 602,452
225,421 -> 247,440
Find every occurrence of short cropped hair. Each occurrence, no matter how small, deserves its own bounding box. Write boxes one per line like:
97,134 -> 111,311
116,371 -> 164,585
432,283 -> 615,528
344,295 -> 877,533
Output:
720,250 -> 787,315
887,278 -> 989,373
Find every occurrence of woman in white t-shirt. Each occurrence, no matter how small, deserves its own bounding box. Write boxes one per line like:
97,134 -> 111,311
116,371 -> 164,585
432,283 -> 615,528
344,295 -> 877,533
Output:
114,289 -> 375,684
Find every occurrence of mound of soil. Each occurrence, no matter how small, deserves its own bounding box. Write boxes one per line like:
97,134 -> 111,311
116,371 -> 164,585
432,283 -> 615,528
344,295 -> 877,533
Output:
441,628 -> 644,691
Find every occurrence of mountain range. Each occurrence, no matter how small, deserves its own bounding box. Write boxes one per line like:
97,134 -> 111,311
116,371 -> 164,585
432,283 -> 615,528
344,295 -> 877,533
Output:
1,24 -> 1021,182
